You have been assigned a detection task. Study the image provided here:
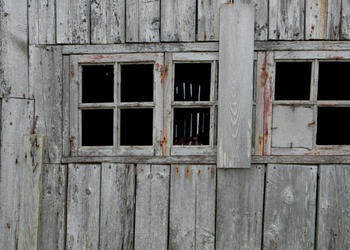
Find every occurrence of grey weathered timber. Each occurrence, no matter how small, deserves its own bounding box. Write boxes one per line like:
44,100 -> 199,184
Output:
263,164 -> 317,249
91,0 -> 125,44
126,0 -> 160,42
62,55 -> 70,157
218,3 -> 254,168
99,163 -> 135,250
305,0 -> 341,40
317,165 -> 350,249
216,165 -> 264,249
0,0 -> 29,98
161,0 -> 196,41
341,0 -> 350,39
56,0 -> 90,44
269,0 -> 305,40
134,165 -> 169,250
0,98 -> 34,250
38,164 -> 67,250
18,135 -> 44,250
251,155 -> 350,164
29,46 -> 63,163
66,164 -> 100,250
169,165 -> 216,250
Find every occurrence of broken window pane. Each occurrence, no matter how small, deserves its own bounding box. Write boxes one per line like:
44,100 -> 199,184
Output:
174,63 -> 211,101
318,62 -> 350,100
82,65 -> 114,103
173,108 -> 210,145
121,64 -> 154,102
275,62 -> 311,100
316,107 -> 350,145
82,109 -> 114,146
120,109 -> 153,145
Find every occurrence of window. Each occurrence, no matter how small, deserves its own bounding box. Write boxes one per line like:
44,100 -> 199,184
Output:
271,56 -> 350,155
67,52 -> 218,156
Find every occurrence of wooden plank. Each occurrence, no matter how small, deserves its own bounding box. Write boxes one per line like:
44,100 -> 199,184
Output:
39,0 -> 56,44
0,0 -> 29,98
252,155 -> 350,164
134,165 -> 169,250
169,165 -> 216,250
161,0 -> 196,41
126,0 -> 160,42
317,165 -> 350,249
263,164 -> 317,249
305,0 -> 341,40
269,0 -> 305,40
62,55 -> 70,157
216,165 -> 264,249
66,164 -> 100,250
29,45 -> 63,163
56,0 -> 90,44
28,0 -> 39,44
341,0 -> 350,39
99,163 -> 135,249
91,0 -> 125,44
0,98 -> 34,250
18,135 -> 44,250
38,164 -> 67,250
218,3 -> 254,168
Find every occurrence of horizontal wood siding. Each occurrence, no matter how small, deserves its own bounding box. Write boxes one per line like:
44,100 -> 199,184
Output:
317,165 -> 350,249
263,164 -> 317,249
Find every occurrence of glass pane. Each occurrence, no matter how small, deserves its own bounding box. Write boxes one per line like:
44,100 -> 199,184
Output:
82,65 -> 114,103
275,62 -> 311,100
82,109 -> 114,146
318,62 -> 350,100
120,109 -> 153,145
121,64 -> 153,102
173,108 -> 210,145
316,107 -> 350,145
174,63 -> 211,101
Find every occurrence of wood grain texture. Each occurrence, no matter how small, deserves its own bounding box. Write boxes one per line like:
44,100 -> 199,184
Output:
218,3 -> 254,168
269,0 -> 305,40
341,0 -> 350,39
56,0 -> 90,44
38,164 -> 67,250
29,45 -> 63,163
126,0 -> 160,42
18,135 -> 44,250
216,165 -> 265,249
91,0 -> 125,44
66,164 -> 100,250
0,98 -> 34,250
134,165 -> 169,250
39,0 -> 56,44
161,0 -> 196,41
99,163 -> 135,250
0,0 -> 29,98
263,164 -> 317,249
169,165 -> 216,250
317,165 -> 350,249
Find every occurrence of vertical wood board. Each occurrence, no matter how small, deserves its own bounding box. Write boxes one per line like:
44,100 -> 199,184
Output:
0,98 -> 34,250
134,164 -> 169,250
99,163 -> 135,250
216,165 -> 265,250
66,164 -> 100,250
341,0 -> 350,39
169,165 -> 216,250
263,164 -> 317,249
218,3 -> 254,168
38,164 -> 67,250
317,165 -> 350,249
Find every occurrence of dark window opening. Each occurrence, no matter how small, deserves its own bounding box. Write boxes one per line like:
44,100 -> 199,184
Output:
275,62 -> 311,100
82,109 -> 114,146
316,107 -> 350,145
82,65 -> 114,103
120,109 -> 153,146
318,62 -> 350,100
121,64 -> 154,102
174,63 -> 211,101
173,108 -> 210,145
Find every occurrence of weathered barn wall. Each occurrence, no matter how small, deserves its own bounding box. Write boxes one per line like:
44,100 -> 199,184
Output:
2,0 -> 350,249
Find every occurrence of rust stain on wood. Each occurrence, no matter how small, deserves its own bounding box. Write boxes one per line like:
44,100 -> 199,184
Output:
175,166 -> 179,175
160,130 -> 167,156
30,115 -> 39,135
210,167 -> 215,178
185,166 -> 191,178
260,54 -> 268,89
258,134 -> 264,155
